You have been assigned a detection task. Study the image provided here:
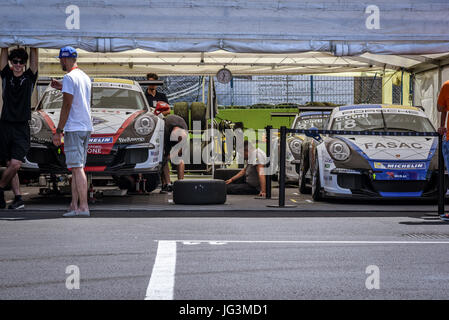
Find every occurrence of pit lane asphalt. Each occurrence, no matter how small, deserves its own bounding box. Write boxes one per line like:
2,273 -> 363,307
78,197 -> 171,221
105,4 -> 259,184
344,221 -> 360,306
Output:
1,185 -> 449,300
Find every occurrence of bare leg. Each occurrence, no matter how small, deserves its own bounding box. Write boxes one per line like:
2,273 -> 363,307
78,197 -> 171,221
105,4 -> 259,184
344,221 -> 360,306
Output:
177,159 -> 185,180
162,162 -> 171,185
72,167 -> 88,212
70,174 -> 78,211
0,160 -> 22,189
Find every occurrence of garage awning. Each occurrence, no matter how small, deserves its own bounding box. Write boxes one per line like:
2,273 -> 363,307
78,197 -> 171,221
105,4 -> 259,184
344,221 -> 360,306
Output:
2,1 -> 449,76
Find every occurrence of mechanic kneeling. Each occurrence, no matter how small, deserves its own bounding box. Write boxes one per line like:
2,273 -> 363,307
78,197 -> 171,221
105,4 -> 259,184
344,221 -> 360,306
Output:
226,140 -> 267,197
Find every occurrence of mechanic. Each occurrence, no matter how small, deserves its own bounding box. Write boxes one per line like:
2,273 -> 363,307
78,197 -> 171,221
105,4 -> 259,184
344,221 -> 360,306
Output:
51,46 -> 93,217
160,114 -> 188,193
145,73 -> 169,108
437,79 -> 449,222
0,47 -> 38,210
225,140 -> 267,197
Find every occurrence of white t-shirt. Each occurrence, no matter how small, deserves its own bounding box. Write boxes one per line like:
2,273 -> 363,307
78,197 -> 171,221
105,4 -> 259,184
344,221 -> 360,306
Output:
62,68 -> 93,132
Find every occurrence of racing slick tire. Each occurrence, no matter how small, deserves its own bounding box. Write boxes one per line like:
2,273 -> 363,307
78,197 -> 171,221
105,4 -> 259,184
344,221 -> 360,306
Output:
311,156 -> 323,201
173,102 -> 189,129
213,168 -> 243,183
190,102 -> 207,130
173,179 -> 226,205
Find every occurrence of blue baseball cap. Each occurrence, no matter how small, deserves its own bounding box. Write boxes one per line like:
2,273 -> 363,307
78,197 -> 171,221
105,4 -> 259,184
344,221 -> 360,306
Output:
57,46 -> 78,59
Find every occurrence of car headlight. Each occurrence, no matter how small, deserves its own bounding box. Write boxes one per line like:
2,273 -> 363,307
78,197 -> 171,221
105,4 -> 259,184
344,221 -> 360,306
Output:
289,139 -> 302,157
29,115 -> 43,135
134,116 -> 155,136
328,140 -> 350,161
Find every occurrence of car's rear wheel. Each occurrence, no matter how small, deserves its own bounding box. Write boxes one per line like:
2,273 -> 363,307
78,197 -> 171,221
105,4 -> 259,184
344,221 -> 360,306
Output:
311,155 -> 322,201
143,173 -> 160,193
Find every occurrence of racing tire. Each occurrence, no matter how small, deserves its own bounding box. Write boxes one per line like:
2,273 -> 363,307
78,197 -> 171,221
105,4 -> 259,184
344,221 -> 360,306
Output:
173,179 -> 226,205
311,156 -> 323,201
190,102 -> 206,130
143,173 -> 161,193
213,168 -> 244,183
173,102 -> 189,129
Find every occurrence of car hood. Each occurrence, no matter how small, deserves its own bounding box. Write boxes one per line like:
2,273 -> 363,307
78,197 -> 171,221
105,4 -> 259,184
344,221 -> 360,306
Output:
37,109 -> 144,134
338,135 -> 437,161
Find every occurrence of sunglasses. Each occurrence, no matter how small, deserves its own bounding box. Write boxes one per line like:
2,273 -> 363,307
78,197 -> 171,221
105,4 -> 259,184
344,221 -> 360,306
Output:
12,59 -> 25,65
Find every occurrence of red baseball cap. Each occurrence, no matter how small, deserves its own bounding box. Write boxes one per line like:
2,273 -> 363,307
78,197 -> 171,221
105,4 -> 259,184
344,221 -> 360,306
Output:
154,101 -> 170,115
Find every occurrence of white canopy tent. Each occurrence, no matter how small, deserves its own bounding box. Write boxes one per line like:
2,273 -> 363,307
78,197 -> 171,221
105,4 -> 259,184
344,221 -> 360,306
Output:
1,0 -> 449,124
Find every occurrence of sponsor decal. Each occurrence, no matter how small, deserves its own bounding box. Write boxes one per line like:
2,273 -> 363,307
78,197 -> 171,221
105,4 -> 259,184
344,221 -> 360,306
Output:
89,137 -> 113,144
87,145 -> 103,154
364,142 -> 423,149
118,137 -> 145,143
373,162 -> 426,170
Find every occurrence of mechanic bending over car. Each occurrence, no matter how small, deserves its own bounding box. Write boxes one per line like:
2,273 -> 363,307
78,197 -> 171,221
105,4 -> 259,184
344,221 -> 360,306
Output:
145,73 -> 169,108
226,140 -> 267,197
161,114 -> 188,193
0,47 -> 38,210
51,46 -> 93,217
437,79 -> 449,222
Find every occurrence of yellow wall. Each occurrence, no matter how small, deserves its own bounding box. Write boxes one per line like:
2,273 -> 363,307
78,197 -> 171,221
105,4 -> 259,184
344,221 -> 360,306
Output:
382,71 -> 412,106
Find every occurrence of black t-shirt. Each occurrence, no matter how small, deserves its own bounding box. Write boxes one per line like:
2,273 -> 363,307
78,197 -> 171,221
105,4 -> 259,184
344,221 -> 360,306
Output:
164,114 -> 188,154
144,88 -> 168,108
1,65 -> 38,122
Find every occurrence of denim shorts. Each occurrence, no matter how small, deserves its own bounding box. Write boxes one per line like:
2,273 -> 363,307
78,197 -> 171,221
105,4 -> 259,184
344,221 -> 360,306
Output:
64,131 -> 91,169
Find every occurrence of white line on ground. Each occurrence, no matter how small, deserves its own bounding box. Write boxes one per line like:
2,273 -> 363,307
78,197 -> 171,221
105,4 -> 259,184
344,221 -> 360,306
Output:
157,240 -> 449,245
145,241 -> 177,300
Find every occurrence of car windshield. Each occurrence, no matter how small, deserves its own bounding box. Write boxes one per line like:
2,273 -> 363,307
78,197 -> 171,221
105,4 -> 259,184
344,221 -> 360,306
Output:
293,113 -> 329,130
330,109 -> 435,132
38,87 -> 146,110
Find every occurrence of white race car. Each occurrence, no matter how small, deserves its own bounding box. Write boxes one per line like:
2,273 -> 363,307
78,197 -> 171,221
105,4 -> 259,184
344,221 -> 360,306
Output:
309,104 -> 439,200
22,78 -> 165,192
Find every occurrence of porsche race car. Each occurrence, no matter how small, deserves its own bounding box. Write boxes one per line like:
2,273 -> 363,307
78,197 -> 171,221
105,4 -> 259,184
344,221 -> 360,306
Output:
309,104 -> 440,200
22,78 -> 165,192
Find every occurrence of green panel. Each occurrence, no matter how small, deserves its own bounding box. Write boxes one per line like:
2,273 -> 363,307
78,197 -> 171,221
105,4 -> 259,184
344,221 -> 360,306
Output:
215,108 -> 298,130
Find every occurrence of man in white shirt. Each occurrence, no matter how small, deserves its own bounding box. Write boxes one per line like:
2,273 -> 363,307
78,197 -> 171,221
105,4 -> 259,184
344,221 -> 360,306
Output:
51,46 -> 93,217
225,140 -> 267,197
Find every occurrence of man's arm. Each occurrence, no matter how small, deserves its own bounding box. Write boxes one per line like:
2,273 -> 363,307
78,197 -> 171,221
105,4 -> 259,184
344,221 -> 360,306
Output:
0,48 -> 8,71
52,93 -> 73,146
439,109 -> 447,136
29,48 -> 38,74
225,168 -> 246,184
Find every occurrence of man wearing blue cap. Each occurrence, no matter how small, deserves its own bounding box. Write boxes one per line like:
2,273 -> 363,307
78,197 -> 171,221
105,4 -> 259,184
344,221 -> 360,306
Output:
51,46 -> 93,217
0,47 -> 38,210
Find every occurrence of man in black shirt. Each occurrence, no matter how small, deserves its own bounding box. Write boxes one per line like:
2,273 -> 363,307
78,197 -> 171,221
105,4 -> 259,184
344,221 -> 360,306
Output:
161,114 -> 188,192
145,73 -> 169,108
0,47 -> 38,209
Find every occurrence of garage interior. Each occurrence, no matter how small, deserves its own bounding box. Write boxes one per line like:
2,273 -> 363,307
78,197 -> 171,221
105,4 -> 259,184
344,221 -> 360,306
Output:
1,0 -> 449,211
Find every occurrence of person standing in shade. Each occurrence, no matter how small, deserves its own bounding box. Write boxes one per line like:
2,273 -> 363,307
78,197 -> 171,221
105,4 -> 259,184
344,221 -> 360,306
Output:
160,114 -> 188,193
51,46 -> 93,217
0,47 -> 38,210
437,79 -> 449,221
145,73 -> 168,108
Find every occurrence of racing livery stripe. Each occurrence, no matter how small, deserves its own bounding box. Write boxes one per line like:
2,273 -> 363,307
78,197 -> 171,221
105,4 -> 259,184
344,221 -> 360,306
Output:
84,166 -> 107,172
38,110 -> 56,132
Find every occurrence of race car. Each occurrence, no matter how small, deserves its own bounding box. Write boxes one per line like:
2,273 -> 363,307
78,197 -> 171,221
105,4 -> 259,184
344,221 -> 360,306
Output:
309,104 -> 439,200
22,78 -> 165,192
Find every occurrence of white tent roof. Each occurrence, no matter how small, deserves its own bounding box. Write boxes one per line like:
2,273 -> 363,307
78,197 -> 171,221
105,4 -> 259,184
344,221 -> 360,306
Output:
2,0 -> 449,76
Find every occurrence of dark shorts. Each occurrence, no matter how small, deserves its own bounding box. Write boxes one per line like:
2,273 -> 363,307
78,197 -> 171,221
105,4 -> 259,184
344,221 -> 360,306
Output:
0,121 -> 30,163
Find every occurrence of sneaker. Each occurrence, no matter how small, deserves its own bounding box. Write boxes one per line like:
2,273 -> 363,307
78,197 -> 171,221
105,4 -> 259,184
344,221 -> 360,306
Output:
160,184 -> 173,194
8,198 -> 25,210
0,189 -> 5,209
63,210 -> 90,217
